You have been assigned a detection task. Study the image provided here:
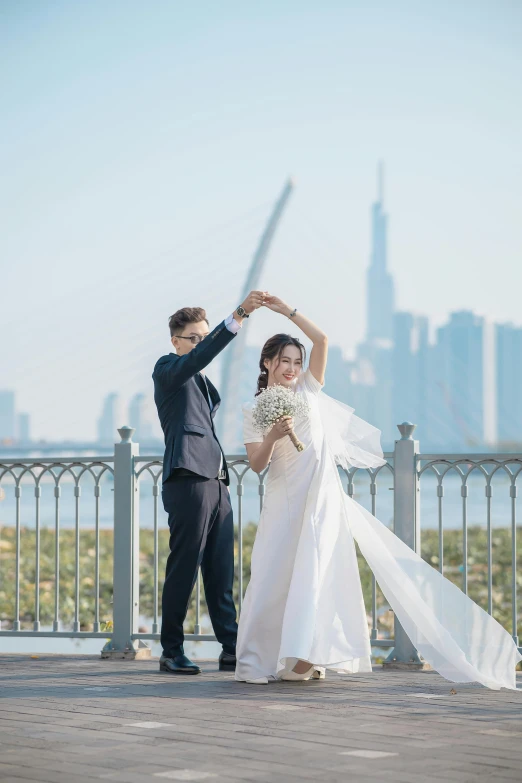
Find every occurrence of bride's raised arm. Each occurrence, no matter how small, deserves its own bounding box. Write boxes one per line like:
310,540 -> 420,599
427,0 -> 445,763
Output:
262,296 -> 328,385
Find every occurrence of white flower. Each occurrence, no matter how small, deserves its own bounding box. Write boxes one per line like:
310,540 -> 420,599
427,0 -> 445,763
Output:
252,384 -> 310,435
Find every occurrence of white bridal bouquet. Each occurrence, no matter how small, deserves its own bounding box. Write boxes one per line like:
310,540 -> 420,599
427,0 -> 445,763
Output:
252,384 -> 310,452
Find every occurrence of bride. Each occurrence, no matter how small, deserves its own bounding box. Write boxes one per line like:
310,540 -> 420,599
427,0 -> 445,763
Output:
235,295 -> 521,689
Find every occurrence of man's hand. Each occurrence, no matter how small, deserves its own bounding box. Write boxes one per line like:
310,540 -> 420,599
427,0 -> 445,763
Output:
241,290 -> 268,315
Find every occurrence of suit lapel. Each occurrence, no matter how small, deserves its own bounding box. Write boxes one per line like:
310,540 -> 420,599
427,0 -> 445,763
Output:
205,377 -> 221,414
193,374 -> 209,407
194,373 -> 221,417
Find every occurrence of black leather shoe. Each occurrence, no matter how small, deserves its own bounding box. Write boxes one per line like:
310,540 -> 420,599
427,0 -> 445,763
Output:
219,651 -> 236,671
159,654 -> 201,675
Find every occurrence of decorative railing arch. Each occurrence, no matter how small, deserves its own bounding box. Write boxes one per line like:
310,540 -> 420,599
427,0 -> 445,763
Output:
0,458 -> 114,636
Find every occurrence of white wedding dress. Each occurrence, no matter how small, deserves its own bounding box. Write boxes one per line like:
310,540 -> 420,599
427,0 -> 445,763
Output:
235,368 -> 521,690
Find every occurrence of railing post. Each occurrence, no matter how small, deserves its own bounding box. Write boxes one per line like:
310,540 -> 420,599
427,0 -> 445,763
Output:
101,427 -> 150,660
383,422 -> 430,670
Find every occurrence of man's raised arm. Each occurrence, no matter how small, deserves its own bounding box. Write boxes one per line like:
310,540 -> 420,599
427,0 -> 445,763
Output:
153,291 -> 266,392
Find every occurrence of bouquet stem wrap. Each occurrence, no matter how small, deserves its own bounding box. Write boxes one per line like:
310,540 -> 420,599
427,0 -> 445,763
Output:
285,424 -> 305,452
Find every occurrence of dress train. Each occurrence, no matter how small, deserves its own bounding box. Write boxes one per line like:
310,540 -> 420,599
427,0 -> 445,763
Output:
341,474 -> 521,691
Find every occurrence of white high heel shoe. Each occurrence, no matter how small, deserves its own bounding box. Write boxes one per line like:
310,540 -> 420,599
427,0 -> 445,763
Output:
312,669 -> 326,680
245,677 -> 269,684
280,664 -> 315,681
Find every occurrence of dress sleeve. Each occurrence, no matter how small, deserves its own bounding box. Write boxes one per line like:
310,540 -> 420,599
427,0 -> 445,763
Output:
297,368 -> 324,396
242,403 -> 263,444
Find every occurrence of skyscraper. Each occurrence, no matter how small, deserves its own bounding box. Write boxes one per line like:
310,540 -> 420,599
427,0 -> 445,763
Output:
366,162 -> 395,342
392,312 -> 429,436
97,393 -> 121,444
356,337 -> 394,444
430,311 -> 488,449
392,312 -> 418,427
129,393 -> 153,443
496,323 -> 522,445
350,162 -> 396,444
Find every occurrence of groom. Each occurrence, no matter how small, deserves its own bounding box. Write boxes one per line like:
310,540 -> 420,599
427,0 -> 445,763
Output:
152,291 -> 266,674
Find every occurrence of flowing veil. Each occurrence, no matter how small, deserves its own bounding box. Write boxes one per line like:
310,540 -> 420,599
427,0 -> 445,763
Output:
316,388 -> 521,691
318,391 -> 386,470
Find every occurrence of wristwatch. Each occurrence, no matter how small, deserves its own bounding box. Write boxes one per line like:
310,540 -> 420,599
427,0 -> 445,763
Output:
236,305 -> 249,318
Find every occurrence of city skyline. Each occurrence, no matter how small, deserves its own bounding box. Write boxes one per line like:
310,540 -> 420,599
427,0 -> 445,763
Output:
2,160 -> 521,451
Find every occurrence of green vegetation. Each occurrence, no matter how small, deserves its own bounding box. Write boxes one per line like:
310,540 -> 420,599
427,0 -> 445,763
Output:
0,523 -> 520,642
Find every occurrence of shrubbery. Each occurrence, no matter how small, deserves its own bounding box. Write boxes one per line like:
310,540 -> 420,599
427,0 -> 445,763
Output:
0,523 -> 520,639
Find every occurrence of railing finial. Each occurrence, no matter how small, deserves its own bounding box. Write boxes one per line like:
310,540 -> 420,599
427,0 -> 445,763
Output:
397,422 -> 416,440
117,426 -> 135,443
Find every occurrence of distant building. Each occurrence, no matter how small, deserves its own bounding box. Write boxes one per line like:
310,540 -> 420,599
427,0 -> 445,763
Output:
344,166 -> 501,451
129,393 -> 154,442
392,312 -> 429,438
366,162 -> 394,342
17,413 -> 31,443
97,393 -> 121,444
0,391 -> 16,441
346,162 -> 396,446
496,323 -> 522,445
356,338 -> 394,446
428,311 -> 489,449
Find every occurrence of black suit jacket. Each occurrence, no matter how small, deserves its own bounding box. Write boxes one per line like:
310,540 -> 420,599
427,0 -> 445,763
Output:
152,320 -> 236,485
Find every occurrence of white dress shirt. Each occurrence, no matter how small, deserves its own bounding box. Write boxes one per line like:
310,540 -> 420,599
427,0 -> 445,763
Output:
224,311 -> 243,336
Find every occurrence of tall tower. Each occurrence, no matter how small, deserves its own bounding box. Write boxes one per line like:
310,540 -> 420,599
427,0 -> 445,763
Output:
366,162 -> 394,341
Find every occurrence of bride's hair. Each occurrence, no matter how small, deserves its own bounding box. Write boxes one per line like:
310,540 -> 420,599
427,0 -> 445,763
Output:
256,334 -> 306,396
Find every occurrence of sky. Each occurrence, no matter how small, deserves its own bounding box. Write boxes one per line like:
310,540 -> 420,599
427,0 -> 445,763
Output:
1,0 -> 521,440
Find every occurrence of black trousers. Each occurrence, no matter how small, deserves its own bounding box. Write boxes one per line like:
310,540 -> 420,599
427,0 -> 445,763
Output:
160,474 -> 238,658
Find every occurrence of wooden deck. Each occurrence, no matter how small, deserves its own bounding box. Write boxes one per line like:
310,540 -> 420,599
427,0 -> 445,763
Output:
0,655 -> 521,782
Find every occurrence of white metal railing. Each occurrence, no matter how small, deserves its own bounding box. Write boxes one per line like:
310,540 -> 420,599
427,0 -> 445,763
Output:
0,423 -> 520,661
0,456 -> 114,638
418,453 -> 521,646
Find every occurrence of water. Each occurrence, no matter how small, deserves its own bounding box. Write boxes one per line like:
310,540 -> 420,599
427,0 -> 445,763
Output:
0,469 -> 518,532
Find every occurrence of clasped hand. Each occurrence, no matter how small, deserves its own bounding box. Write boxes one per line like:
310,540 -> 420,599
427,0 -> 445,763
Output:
241,292 -> 291,316
241,290 -> 268,315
